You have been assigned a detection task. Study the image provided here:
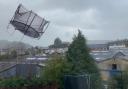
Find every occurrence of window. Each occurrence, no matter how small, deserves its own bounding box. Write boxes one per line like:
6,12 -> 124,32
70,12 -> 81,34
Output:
112,64 -> 117,70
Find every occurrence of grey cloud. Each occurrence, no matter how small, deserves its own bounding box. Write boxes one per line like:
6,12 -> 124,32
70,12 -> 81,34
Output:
37,0 -> 117,12
0,0 -> 128,46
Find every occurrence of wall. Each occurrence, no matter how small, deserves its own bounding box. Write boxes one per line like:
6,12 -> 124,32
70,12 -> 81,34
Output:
96,58 -> 128,81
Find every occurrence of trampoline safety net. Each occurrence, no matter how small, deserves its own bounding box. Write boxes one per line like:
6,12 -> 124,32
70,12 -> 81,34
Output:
10,4 -> 49,38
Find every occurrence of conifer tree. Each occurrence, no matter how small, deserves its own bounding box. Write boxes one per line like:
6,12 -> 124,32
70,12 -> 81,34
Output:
66,30 -> 102,89
66,30 -> 99,74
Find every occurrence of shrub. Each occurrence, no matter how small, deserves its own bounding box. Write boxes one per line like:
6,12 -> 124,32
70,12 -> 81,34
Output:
0,77 -> 44,88
42,55 -> 71,89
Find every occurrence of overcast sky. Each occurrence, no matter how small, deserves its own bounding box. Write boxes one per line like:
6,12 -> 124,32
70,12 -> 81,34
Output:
0,0 -> 128,46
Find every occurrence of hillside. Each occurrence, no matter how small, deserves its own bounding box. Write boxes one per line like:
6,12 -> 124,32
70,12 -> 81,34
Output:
0,40 -> 32,49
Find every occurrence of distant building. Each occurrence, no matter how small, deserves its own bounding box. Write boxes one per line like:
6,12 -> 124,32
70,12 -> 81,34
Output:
88,44 -> 109,51
46,42 -> 70,54
15,48 -> 27,55
0,48 -> 27,56
108,39 -> 128,48
0,63 -> 43,78
26,54 -> 48,63
0,49 -> 9,55
109,44 -> 126,49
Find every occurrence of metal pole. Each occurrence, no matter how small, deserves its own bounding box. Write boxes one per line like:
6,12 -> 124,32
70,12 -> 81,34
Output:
121,71 -> 123,89
88,75 -> 90,89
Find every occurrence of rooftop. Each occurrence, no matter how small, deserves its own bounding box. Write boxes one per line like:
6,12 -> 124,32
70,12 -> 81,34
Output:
90,48 -> 128,62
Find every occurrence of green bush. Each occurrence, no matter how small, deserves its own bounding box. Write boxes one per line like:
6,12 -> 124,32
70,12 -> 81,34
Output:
0,77 -> 44,88
0,77 -> 26,88
42,55 -> 71,89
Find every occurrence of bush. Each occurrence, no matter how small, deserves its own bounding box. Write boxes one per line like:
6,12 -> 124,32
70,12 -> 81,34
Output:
0,77 -> 44,88
42,55 -> 71,89
0,77 -> 26,88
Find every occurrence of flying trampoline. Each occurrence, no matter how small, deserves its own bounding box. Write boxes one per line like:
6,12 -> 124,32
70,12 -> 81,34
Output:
10,4 -> 49,39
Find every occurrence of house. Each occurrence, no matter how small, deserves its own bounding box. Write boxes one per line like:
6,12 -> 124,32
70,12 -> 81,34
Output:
91,49 -> 128,81
0,49 -> 9,55
109,44 -> 126,50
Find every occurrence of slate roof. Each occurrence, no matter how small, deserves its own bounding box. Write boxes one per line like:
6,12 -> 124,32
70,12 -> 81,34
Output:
90,49 -> 128,62
0,63 -> 43,78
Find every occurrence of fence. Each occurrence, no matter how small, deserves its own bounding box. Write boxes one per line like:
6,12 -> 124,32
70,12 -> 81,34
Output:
64,73 -> 102,89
